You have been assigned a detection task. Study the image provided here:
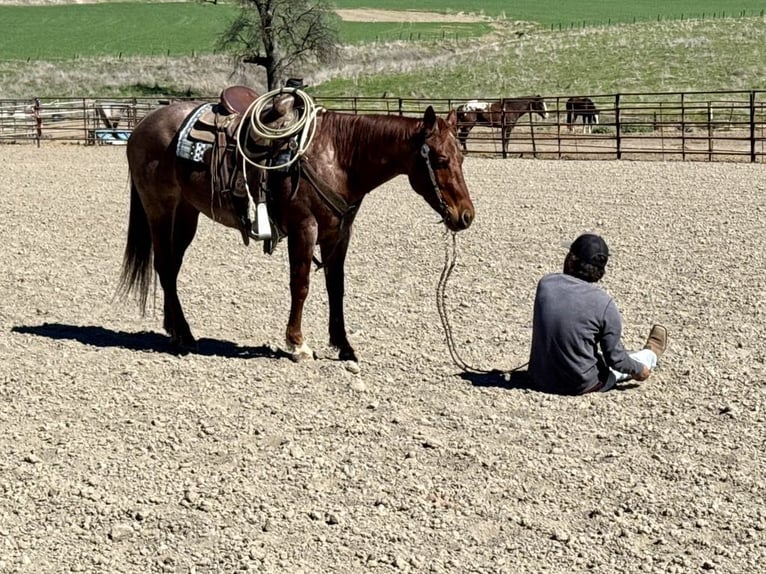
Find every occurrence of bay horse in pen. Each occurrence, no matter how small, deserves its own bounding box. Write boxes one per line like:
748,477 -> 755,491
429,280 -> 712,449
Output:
119,93 -> 475,363
455,96 -> 548,153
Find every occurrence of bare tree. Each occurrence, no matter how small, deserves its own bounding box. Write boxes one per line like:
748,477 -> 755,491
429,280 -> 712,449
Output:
219,0 -> 339,90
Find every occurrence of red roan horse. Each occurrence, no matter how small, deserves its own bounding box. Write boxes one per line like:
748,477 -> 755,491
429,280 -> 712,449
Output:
120,98 -> 475,362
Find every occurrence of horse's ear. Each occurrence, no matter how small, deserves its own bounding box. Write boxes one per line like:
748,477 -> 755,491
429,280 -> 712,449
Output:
423,105 -> 437,131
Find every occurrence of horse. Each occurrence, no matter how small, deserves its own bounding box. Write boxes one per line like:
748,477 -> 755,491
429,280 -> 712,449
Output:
119,96 -> 475,363
455,96 -> 548,152
565,97 -> 600,134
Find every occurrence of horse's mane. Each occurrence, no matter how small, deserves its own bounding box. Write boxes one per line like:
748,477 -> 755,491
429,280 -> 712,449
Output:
315,112 -> 420,168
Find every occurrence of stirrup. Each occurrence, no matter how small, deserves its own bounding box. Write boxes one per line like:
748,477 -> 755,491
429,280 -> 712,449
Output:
248,202 -> 272,240
262,220 -> 282,255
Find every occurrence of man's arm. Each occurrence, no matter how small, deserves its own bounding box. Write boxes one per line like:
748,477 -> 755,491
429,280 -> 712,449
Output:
600,300 -> 646,377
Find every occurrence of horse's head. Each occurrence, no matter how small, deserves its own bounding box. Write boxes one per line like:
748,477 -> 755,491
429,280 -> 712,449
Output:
530,95 -> 549,120
409,106 -> 475,231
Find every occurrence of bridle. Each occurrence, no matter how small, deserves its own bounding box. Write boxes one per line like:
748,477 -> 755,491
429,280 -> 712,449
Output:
419,143 -> 450,224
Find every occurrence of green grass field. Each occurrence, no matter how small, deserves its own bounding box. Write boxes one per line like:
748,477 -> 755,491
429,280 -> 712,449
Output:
2,1 -> 765,59
1,1 -> 765,99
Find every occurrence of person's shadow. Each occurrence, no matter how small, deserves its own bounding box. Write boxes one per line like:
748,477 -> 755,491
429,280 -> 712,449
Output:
460,368 -> 640,393
11,322 -> 289,360
460,368 -> 538,391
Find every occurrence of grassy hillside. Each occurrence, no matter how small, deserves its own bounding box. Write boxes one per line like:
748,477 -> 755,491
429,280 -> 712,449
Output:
0,2 -> 765,99
314,17 -> 766,99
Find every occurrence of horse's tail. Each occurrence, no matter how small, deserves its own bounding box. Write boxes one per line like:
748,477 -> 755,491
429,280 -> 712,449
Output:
117,177 -> 153,314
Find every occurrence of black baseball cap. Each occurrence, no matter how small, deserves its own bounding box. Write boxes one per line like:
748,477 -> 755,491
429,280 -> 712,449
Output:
285,78 -> 306,89
569,233 -> 609,269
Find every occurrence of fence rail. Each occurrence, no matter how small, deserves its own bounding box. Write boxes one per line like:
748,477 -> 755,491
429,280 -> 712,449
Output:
2,90 -> 765,162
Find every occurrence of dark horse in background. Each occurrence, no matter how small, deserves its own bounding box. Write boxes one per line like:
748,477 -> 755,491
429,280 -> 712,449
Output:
120,99 -> 475,363
455,96 -> 548,152
566,96 -> 600,133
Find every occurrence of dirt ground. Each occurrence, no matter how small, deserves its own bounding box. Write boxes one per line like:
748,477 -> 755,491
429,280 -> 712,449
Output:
0,144 -> 764,573
335,9 -> 486,23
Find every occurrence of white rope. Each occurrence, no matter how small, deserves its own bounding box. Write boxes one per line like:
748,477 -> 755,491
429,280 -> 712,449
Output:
234,87 -> 322,171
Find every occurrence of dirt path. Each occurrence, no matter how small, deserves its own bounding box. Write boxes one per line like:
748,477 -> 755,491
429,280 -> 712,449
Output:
335,9 -> 487,23
0,145 -> 764,573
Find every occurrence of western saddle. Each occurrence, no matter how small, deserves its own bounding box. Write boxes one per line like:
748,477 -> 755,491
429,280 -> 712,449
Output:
182,85 -> 299,250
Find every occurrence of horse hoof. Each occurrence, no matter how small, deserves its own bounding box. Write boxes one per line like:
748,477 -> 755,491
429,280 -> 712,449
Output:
169,334 -> 197,354
338,348 -> 358,363
289,341 -> 315,362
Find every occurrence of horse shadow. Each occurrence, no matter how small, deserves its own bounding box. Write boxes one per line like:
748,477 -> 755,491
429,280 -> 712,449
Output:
11,322 -> 290,360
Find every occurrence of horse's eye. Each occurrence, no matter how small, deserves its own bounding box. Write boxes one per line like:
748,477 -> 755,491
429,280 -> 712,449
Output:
434,155 -> 450,169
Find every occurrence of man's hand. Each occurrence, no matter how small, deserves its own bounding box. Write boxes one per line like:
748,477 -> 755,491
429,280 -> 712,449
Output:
633,365 -> 652,381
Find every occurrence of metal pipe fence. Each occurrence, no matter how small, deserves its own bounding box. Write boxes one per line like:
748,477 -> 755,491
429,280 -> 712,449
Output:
2,90 -> 765,162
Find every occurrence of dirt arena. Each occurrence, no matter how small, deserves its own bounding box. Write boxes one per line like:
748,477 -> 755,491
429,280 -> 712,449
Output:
1,144 -> 764,573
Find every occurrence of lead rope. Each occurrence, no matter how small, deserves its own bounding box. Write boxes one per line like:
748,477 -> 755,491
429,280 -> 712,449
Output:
437,231 -> 496,374
436,230 -> 528,375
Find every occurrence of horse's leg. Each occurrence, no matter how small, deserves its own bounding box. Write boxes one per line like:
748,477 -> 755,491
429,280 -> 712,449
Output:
285,220 -> 318,361
150,201 -> 200,349
320,233 -> 357,362
458,125 -> 471,152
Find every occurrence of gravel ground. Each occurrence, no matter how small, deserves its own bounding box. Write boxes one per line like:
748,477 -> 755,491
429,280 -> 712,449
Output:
0,145 -> 764,574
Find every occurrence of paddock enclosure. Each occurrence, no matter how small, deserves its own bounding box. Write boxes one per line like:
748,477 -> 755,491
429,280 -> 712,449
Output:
1,145 -> 764,573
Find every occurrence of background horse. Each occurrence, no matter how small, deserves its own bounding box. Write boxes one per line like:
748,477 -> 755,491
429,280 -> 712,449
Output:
120,101 -> 475,363
566,96 -> 600,133
455,96 -> 548,152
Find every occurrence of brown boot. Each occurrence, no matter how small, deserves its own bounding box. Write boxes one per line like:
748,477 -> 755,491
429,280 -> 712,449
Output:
643,325 -> 668,359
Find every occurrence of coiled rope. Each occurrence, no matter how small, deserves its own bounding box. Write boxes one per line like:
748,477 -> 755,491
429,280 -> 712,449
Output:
235,87 -> 322,171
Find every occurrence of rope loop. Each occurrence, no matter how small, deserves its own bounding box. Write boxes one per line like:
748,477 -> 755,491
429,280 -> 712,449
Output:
235,87 -> 323,171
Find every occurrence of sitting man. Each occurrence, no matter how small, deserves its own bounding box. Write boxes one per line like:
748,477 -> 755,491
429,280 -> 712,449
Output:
528,233 -> 667,395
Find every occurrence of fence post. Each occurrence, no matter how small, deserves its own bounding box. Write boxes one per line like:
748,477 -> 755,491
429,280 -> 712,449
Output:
707,102 -> 713,161
750,91 -> 756,163
500,98 -> 508,159
33,97 -> 41,148
557,96 -> 562,159
681,93 -> 686,161
615,94 -> 621,159
82,98 -> 89,144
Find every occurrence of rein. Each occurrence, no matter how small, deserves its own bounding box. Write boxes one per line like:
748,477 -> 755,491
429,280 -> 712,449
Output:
299,157 -> 358,220
297,157 -> 359,271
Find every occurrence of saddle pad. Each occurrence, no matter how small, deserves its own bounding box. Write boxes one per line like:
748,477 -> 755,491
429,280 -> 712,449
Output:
176,103 -> 214,163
